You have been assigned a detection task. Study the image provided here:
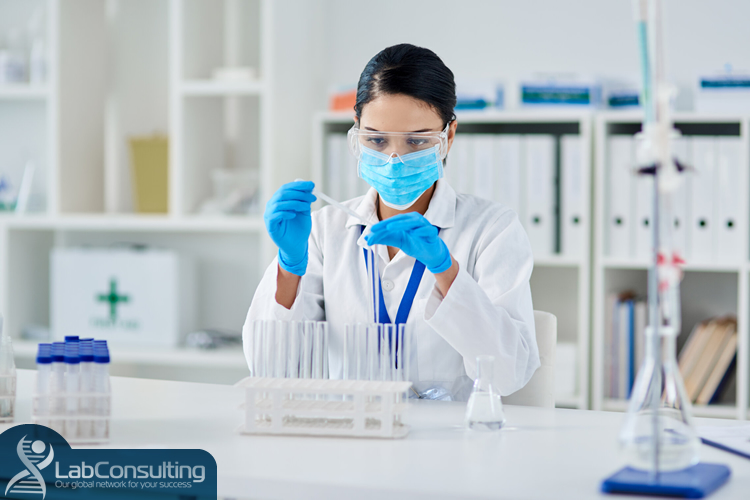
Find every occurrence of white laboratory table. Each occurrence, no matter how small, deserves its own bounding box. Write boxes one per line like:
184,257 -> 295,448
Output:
7,369 -> 750,499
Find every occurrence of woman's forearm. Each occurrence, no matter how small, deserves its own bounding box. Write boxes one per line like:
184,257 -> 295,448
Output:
434,256 -> 459,297
275,264 -> 302,309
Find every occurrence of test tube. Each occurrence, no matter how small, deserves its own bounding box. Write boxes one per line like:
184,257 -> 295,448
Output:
79,341 -> 94,438
287,321 -> 302,378
35,344 -> 52,427
301,321 -> 315,379
93,347 -> 110,439
64,342 -> 80,438
51,342 -> 65,431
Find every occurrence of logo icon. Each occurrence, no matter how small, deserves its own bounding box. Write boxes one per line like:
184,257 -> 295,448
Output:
96,278 -> 130,323
5,436 -> 54,498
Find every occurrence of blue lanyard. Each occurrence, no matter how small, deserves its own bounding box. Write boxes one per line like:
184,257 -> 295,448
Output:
360,225 -> 433,325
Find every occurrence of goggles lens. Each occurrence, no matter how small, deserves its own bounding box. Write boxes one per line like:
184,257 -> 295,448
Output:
347,122 -> 450,165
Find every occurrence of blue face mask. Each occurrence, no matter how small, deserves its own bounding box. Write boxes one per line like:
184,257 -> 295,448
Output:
357,145 -> 444,209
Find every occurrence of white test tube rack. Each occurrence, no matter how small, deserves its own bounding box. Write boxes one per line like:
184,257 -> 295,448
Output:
236,377 -> 412,439
31,392 -> 111,444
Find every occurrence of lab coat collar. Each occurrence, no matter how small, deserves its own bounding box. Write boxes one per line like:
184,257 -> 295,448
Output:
346,179 -> 457,239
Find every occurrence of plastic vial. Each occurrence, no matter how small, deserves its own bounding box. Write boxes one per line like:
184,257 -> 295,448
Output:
620,326 -> 701,471
78,342 -> 94,439
35,344 -> 52,426
465,355 -> 506,431
64,343 -> 80,438
93,348 -> 110,439
0,316 -> 17,422
50,342 -> 66,433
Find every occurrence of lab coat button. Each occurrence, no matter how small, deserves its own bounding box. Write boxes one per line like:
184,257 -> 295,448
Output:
382,280 -> 395,291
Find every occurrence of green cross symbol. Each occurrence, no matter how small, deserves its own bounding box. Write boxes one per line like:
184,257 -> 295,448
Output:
96,278 -> 130,323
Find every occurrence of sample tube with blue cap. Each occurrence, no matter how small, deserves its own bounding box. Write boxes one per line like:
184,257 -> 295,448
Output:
93,347 -> 110,439
64,342 -> 80,437
51,342 -> 66,426
35,344 -> 52,426
79,342 -> 95,438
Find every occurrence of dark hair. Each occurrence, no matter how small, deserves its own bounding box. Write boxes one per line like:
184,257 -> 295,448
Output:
354,44 -> 456,127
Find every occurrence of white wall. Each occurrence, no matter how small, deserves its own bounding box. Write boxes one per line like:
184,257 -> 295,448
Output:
270,0 -> 750,188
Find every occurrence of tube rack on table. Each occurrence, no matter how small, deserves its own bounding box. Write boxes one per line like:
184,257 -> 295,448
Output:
32,393 -> 111,444
236,377 -> 412,439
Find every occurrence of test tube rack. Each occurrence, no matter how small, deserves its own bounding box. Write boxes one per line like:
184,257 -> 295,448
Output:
32,392 -> 111,444
236,377 -> 412,439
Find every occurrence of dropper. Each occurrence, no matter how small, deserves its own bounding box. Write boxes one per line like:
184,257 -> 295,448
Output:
294,179 -> 369,226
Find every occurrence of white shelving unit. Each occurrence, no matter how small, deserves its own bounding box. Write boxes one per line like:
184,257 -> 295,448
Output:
0,0 -> 275,382
312,110 -> 593,409
592,111 -> 749,420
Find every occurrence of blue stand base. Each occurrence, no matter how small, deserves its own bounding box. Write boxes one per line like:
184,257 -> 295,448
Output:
601,463 -> 731,498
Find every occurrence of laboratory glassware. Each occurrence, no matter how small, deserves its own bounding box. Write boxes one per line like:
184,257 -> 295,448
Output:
343,323 -> 411,382
465,355 -> 505,431
617,0 -> 701,476
619,326 -> 700,471
249,319 -> 329,379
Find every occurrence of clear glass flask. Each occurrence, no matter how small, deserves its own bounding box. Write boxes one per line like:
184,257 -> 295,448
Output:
619,326 -> 701,471
465,355 -> 505,430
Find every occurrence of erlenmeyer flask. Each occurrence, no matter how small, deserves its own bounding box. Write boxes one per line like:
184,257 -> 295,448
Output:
619,326 -> 701,471
465,355 -> 505,430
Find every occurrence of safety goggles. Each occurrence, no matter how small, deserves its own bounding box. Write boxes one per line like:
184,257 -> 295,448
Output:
347,121 -> 451,166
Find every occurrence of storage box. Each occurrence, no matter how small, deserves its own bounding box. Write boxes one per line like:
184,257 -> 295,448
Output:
50,248 -> 194,347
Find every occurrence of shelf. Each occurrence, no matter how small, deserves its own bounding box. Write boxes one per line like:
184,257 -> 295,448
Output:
603,399 -> 738,419
534,256 -> 584,268
0,85 -> 49,100
0,214 -> 264,232
601,259 -> 742,273
555,395 -> 582,408
12,339 -> 248,369
179,80 -> 266,96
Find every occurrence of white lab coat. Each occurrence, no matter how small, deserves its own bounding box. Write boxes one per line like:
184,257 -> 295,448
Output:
243,179 -> 540,400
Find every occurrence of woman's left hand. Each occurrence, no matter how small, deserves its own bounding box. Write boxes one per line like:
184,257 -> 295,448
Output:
364,212 -> 453,274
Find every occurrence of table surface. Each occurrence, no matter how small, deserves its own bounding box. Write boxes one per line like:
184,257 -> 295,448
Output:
6,369 -> 750,500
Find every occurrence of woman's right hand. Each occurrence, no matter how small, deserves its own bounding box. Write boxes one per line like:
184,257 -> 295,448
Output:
263,180 -> 317,276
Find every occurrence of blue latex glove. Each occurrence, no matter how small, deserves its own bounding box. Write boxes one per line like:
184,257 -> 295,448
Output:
264,181 -> 317,276
364,212 -> 452,274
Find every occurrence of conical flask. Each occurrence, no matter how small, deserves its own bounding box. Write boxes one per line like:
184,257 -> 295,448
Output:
619,325 -> 700,471
465,355 -> 505,430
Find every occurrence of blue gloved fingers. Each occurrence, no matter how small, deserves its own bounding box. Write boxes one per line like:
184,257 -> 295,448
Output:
364,231 -> 403,248
264,207 -> 298,223
368,218 -> 423,235
373,219 -> 436,238
270,189 -> 316,206
282,180 -> 315,193
271,200 -> 313,214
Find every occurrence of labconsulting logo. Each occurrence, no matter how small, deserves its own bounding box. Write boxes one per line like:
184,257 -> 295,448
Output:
6,435 -> 55,497
0,424 -> 217,499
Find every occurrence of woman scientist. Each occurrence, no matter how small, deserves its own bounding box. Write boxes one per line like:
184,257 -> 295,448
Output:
244,43 -> 540,401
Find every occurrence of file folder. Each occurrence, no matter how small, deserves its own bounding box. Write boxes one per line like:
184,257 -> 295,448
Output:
716,137 -> 742,262
326,134 -> 344,201
448,135 -> 473,194
560,135 -> 585,259
496,134 -> 523,217
523,135 -> 556,257
671,136 -> 690,259
689,137 -> 717,263
607,136 -> 635,259
472,134 -> 496,201
634,171 -> 653,261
